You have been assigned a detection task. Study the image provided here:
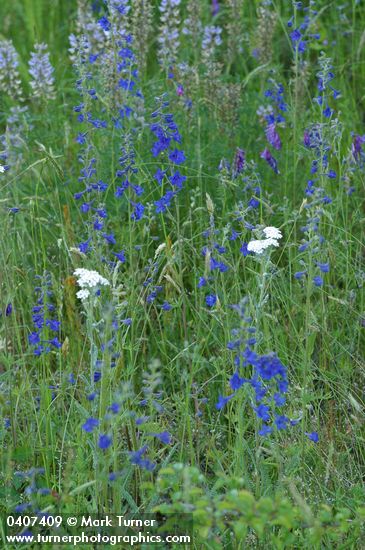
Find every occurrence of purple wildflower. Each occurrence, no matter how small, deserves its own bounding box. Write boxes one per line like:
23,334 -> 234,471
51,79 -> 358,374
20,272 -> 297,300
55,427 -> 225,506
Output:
260,148 -> 279,173
265,123 -> 282,150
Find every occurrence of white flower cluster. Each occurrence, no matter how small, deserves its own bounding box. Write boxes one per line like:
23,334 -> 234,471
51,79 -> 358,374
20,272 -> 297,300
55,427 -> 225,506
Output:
73,268 -> 110,301
0,165 -> 5,173
247,226 -> 283,255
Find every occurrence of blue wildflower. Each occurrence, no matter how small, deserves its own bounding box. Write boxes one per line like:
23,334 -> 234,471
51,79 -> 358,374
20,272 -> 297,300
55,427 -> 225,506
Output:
82,417 -> 99,433
98,434 -> 112,449
216,394 -> 234,410
290,29 -> 302,43
260,148 -> 279,173
131,202 -> 144,221
108,403 -> 120,414
153,431 -> 172,444
232,148 -> 245,177
113,250 -> 126,263
313,275 -> 323,287
274,415 -> 289,430
129,446 -> 155,471
98,16 -> 111,31
254,404 -> 271,422
305,431 -> 319,442
206,294 -> 217,308
45,319 -> 60,331
265,123 -> 282,150
168,149 -> 186,164
240,243 -> 251,257
258,424 -> 273,436
230,371 -> 245,390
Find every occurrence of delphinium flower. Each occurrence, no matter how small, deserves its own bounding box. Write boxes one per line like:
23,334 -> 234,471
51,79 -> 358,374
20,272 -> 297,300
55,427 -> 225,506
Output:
140,257 -> 165,308
71,37 -> 113,256
97,5 -> 144,120
287,2 -> 321,112
341,134 -> 365,195
149,94 -> 187,216
128,359 -> 172,471
91,3 -> 145,223
197,195 -> 231,310
305,431 -> 319,442
287,0 -> 320,56
82,417 -> 99,432
0,39 -> 23,100
129,445 -> 155,471
232,148 -> 246,178
97,0 -> 130,39
211,0 -> 219,16
114,133 -> 145,223
351,134 -> 365,165
70,11 -> 144,260
258,80 -> 287,172
215,298 -> 293,437
295,56 -> 340,288
69,0 -> 106,64
252,4 -> 277,63
158,0 -> 181,70
98,433 -> 112,449
260,148 -> 279,174
28,273 -> 62,357
73,142 -> 110,255
28,43 -> 56,101
314,54 -> 341,120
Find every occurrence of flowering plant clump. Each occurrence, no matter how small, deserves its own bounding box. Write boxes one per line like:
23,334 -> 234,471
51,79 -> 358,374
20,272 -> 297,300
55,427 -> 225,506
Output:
28,273 -> 62,356
215,298 -> 296,437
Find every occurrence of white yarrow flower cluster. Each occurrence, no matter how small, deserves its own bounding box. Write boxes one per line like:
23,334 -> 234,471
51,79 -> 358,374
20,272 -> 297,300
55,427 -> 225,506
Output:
263,226 -> 282,240
74,268 -> 110,301
247,226 -> 282,254
0,164 -> 5,173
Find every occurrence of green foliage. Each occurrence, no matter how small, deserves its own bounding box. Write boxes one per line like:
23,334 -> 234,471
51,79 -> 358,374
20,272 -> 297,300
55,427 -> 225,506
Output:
154,464 -> 365,548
